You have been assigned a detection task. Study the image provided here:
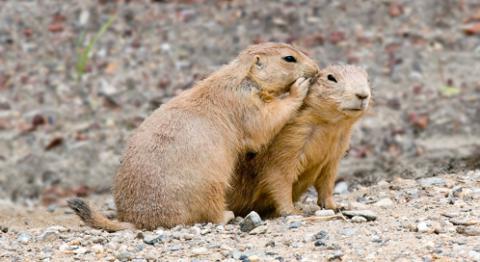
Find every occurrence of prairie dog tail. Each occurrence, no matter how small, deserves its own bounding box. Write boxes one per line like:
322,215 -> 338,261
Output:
67,198 -> 135,232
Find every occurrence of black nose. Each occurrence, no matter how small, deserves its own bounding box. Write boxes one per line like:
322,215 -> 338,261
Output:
356,93 -> 369,100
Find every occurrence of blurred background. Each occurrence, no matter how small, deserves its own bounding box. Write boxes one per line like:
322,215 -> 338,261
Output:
0,0 -> 479,205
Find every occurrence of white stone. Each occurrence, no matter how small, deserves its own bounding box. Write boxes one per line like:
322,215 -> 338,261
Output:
314,209 -> 335,217
352,216 -> 368,223
334,181 -> 349,194
373,198 -> 395,208
191,247 -> 209,256
91,244 -> 104,254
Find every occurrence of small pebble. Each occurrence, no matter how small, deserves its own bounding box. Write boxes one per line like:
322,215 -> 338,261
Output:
315,209 -> 335,217
450,217 -> 479,226
191,247 -> 209,256
441,212 -> 460,218
247,255 -> 261,262
340,228 -> 357,237
189,226 -> 201,235
91,244 -> 104,254
314,230 -> 329,240
334,181 -> 349,194
135,243 -> 145,252
417,221 -> 431,233
0,226 -> 8,233
38,230 -> 59,242
265,240 -> 275,247
240,211 -> 263,232
169,244 -> 182,251
249,225 -> 267,235
231,216 -> 244,225
47,204 -> 57,213
288,221 -> 302,229
417,177 -> 446,186
115,251 -> 133,261
232,250 -> 242,259
143,232 -> 164,245
351,216 -> 368,223
373,198 -> 394,208
74,247 -> 88,255
416,221 -> 442,234
17,233 -> 32,244
371,235 -> 382,243
342,210 -> 377,221
328,250 -> 344,260
457,226 -> 480,236
469,250 -> 480,261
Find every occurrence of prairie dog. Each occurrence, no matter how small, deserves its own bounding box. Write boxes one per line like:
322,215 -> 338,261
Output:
68,43 -> 319,231
228,65 -> 371,217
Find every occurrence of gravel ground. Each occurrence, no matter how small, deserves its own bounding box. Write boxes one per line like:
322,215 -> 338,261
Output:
1,0 -> 480,260
1,170 -> 480,261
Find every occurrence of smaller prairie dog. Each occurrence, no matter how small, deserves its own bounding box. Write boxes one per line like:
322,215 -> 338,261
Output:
69,42 -> 319,231
228,65 -> 371,217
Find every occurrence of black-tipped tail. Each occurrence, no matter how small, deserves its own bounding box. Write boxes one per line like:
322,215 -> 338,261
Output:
67,197 -> 134,232
67,198 -> 93,222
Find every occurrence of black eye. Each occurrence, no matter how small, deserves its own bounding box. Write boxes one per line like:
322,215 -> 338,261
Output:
327,74 -> 337,83
282,56 -> 297,63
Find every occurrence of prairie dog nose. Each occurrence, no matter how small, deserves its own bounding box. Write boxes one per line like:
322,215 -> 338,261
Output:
305,66 -> 319,78
355,93 -> 369,100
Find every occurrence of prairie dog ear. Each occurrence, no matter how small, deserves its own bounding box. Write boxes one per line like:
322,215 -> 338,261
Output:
255,55 -> 264,69
234,52 -> 258,77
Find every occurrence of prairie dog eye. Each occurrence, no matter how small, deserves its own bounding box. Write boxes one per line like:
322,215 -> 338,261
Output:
327,74 -> 337,83
282,56 -> 297,63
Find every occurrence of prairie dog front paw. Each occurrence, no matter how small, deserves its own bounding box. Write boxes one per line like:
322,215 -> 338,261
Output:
289,77 -> 311,100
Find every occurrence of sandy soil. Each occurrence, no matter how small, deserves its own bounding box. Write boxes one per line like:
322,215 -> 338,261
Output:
1,171 -> 480,261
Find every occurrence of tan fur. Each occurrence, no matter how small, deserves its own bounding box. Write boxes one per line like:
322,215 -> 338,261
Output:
227,65 -> 371,217
69,43 -> 319,231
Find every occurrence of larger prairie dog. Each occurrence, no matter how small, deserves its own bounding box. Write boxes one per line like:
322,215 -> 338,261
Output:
228,65 -> 370,217
68,43 -> 319,231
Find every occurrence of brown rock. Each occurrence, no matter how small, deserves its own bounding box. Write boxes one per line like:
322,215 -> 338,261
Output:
329,31 -> 346,44
48,14 -> 66,33
0,118 -> 11,130
0,74 -> 10,90
408,112 -> 429,129
301,33 -> 324,47
389,2 -> 404,17
48,23 -> 64,33
463,23 -> 480,35
45,136 -> 64,150
456,226 -> 480,236
450,218 -> 479,226
32,114 -> 46,128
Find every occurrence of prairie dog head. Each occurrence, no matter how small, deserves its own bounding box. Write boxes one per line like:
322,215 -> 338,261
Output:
239,42 -> 319,97
308,65 -> 371,118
